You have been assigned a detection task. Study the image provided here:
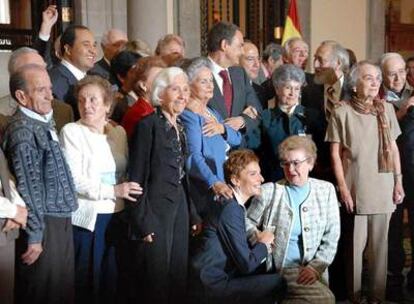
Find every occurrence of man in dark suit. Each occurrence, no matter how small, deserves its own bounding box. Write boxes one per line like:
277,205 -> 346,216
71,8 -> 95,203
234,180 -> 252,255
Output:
89,29 -> 128,86
379,52 -> 414,302
240,41 -> 274,109
301,40 -> 350,174
206,22 -> 262,149
49,25 -> 97,119
301,40 -> 350,301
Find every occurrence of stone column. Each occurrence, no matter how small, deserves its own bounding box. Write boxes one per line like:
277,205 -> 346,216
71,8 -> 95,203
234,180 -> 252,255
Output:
127,0 -> 174,53
176,0 -> 201,57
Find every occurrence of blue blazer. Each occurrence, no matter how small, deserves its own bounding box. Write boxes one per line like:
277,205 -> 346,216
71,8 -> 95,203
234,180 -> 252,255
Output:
192,198 -> 268,297
180,108 -> 241,216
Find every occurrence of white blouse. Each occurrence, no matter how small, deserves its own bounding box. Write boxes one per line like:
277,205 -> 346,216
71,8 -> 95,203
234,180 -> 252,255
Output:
60,121 -> 128,231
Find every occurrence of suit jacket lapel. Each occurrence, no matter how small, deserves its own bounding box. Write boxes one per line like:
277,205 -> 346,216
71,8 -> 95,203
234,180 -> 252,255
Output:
209,78 -> 228,119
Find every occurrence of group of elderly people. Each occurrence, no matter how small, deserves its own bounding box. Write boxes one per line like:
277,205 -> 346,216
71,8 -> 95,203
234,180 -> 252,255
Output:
0,17 -> 411,304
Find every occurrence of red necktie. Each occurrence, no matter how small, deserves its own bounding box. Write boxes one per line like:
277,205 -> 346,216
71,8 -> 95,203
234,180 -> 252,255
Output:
219,70 -> 233,115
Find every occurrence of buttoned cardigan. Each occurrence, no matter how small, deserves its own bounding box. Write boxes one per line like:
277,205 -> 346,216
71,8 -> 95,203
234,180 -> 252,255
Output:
246,178 -> 340,283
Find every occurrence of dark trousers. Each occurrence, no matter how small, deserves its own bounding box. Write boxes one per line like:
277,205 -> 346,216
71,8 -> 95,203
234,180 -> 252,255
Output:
15,216 -> 74,304
329,208 -> 349,300
73,213 -> 120,304
387,199 -> 414,289
133,186 -> 190,304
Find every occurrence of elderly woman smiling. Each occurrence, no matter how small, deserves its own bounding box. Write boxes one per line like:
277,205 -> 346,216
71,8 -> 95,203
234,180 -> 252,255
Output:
126,67 -> 201,304
60,75 -> 142,303
246,136 -> 339,303
180,57 -> 241,218
261,64 -> 323,182
326,61 -> 404,303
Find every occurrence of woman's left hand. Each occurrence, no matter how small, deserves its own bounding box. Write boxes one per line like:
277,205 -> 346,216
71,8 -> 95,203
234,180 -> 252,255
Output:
114,182 -> 143,201
202,119 -> 225,137
393,180 -> 405,204
296,266 -> 319,285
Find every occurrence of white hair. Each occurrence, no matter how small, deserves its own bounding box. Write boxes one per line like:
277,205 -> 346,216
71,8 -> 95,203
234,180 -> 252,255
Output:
101,29 -> 127,47
379,52 -> 405,73
151,67 -> 188,106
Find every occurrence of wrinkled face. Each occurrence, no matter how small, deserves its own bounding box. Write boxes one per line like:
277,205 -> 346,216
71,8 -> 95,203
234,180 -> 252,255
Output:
160,73 -> 190,116
281,149 -> 314,187
240,42 -> 260,79
224,30 -> 244,66
190,67 -> 214,104
78,84 -> 110,128
103,30 -> 127,61
232,161 -> 264,198
383,57 -> 407,93
276,80 -> 301,108
160,40 -> 185,57
287,40 -> 309,69
355,64 -> 381,100
18,69 -> 53,115
66,29 -> 97,72
313,44 -> 338,85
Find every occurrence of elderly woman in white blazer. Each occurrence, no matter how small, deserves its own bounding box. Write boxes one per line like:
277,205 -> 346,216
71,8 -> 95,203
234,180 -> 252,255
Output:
60,76 -> 142,304
246,136 -> 340,304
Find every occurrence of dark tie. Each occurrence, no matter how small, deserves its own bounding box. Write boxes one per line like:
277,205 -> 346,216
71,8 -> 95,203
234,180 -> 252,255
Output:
325,86 -> 337,121
219,70 -> 233,115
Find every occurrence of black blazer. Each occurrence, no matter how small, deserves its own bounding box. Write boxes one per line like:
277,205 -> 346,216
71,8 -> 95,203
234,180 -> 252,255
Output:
126,109 -> 200,238
89,58 -> 118,86
49,63 -> 80,119
209,66 -> 262,147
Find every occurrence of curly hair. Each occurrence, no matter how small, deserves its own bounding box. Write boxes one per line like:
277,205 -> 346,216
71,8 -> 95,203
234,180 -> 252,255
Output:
224,149 -> 259,185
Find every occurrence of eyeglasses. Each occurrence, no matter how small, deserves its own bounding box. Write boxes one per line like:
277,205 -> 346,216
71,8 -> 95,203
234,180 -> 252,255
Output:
280,157 -> 311,168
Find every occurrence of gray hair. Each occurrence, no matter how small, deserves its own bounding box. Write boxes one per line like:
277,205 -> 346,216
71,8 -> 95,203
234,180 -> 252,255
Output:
272,64 -> 306,89
319,40 -> 350,73
379,52 -> 405,73
263,43 -> 283,62
151,67 -> 188,106
282,37 -> 308,57
347,60 -> 382,91
101,29 -> 127,47
8,47 -> 39,74
183,57 -> 210,83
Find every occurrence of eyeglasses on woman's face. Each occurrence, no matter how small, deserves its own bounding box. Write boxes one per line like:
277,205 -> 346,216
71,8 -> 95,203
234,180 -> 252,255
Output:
280,157 -> 311,169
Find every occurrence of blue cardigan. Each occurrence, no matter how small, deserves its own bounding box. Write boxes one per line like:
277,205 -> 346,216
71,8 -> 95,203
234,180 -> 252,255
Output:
180,108 -> 241,217
181,108 -> 241,187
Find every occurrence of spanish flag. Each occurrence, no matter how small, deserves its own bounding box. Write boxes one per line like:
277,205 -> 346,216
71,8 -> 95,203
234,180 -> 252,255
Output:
281,0 -> 302,45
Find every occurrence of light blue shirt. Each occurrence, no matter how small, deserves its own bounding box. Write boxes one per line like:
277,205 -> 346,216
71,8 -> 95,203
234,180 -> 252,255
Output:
284,182 -> 310,267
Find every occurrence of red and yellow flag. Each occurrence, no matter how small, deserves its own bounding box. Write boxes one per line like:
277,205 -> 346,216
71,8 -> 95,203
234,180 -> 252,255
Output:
281,0 -> 302,45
